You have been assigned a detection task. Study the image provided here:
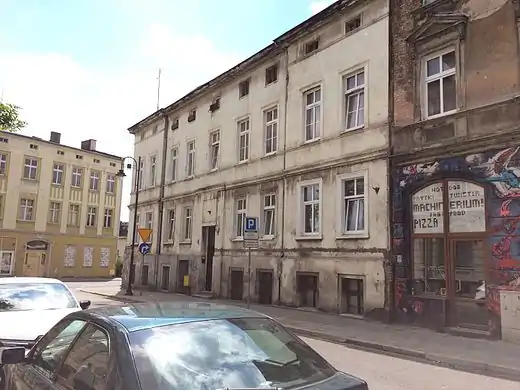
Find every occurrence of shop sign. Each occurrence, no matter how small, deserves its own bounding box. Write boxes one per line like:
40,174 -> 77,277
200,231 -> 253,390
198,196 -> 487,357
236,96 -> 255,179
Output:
448,181 -> 485,233
412,182 -> 444,234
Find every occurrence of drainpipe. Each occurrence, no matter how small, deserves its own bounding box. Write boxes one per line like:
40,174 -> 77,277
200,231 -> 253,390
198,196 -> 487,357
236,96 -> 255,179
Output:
220,184 -> 227,297
154,113 -> 170,289
278,47 -> 289,305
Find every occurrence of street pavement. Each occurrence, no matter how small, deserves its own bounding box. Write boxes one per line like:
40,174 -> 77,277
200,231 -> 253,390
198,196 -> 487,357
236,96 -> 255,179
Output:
68,279 -> 520,385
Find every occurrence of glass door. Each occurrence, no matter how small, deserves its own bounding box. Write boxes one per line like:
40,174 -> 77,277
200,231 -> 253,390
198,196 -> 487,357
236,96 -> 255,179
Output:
449,239 -> 488,329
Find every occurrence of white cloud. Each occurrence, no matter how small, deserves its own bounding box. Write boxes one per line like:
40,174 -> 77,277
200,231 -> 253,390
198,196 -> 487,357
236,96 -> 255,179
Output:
0,24 -> 242,221
309,0 -> 335,15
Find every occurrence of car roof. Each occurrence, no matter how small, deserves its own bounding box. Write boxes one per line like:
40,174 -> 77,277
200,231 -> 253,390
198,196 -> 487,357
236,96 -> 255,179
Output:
85,301 -> 269,332
0,277 -> 65,285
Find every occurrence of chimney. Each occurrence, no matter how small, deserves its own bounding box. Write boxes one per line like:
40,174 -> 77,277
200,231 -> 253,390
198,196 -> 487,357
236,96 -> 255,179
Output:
80,139 -> 97,151
49,131 -> 61,144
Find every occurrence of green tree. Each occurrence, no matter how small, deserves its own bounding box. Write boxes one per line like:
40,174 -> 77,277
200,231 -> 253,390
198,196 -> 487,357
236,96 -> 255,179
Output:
0,102 -> 27,132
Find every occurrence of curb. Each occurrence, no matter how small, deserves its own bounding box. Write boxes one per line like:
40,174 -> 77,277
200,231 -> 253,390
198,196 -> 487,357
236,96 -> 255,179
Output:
80,289 -> 520,382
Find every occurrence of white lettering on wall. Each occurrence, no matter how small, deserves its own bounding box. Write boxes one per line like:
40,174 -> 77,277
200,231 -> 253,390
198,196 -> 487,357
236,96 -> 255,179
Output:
447,181 -> 485,233
412,182 -> 444,234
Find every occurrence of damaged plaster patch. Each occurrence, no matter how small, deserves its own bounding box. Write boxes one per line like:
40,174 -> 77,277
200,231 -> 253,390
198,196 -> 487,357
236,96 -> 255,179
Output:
462,0 -> 509,20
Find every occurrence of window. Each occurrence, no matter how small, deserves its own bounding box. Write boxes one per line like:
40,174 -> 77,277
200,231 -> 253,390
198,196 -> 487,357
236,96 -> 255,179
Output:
166,209 -> 175,241
300,181 -> 321,235
106,174 -> 115,193
425,50 -> 456,118
341,175 -> 366,234
56,323 -> 109,390
170,147 -> 178,182
145,211 -> 153,229
188,109 -> 197,122
52,163 -> 64,185
264,107 -> 278,155
344,71 -> 365,130
23,157 -> 38,180
0,252 -> 14,275
86,207 -> 97,227
152,125 -> 158,135
93,158 -> 100,163
30,143 -> 38,150
209,130 -> 220,170
183,207 -> 192,241
0,153 -> 7,175
265,64 -> 279,85
134,214 -> 140,243
49,202 -> 61,224
341,277 -> 364,315
76,155 -> 83,160
71,168 -> 83,188
150,155 -> 157,186
235,197 -> 247,238
171,117 -> 179,130
238,118 -> 250,163
0,138 -> 8,143
239,79 -> 250,98
345,16 -> 361,34
209,97 -> 220,112
104,208 -> 113,228
19,198 -> 34,221
68,204 -> 80,226
57,150 -> 65,156
263,194 -> 276,237
304,87 -> 321,141
89,171 -> 100,191
304,39 -> 319,55
138,158 -> 144,189
187,141 -> 196,178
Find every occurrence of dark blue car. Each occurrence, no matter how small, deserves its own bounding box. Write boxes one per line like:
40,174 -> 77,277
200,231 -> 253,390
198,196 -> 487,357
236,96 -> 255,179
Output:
0,301 -> 368,390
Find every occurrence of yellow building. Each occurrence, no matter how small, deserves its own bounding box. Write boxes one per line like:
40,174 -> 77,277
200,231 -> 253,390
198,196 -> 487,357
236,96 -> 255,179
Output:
0,131 -> 123,278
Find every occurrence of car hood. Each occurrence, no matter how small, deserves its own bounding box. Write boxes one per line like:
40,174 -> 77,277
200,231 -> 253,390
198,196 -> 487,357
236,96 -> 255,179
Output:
0,308 -> 80,341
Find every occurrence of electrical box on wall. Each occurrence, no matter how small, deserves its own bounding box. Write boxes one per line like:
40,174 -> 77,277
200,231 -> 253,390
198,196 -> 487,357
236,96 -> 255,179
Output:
500,290 -> 520,343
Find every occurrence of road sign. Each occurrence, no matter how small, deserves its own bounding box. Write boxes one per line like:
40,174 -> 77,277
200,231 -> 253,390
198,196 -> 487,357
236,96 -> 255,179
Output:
138,228 -> 152,243
138,242 -> 151,255
243,216 -> 259,249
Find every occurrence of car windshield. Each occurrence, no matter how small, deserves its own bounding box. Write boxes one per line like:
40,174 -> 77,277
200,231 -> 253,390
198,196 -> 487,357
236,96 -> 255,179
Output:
129,317 -> 335,390
0,283 -> 78,311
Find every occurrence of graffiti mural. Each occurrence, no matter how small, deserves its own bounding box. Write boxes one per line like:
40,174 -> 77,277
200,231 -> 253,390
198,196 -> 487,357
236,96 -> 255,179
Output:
393,146 -> 520,334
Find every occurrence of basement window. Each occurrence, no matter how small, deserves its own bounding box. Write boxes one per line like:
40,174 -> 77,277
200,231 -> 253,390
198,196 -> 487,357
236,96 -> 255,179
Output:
304,39 -> 319,55
345,16 -> 362,34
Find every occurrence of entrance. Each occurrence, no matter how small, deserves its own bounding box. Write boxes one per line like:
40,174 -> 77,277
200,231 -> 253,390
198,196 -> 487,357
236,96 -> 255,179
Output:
23,240 -> 49,277
230,269 -> 244,301
411,179 -> 488,330
161,265 -> 170,291
296,272 -> 319,308
141,264 -> 149,286
258,270 -> 273,304
177,260 -> 190,294
201,226 -> 216,291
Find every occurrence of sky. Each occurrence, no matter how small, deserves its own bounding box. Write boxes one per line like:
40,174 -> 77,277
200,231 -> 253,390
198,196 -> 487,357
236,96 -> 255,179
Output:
0,0 -> 335,221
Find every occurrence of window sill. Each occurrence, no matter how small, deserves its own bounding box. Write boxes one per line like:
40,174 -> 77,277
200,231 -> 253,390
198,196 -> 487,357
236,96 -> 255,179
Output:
163,240 -> 174,246
51,183 -> 63,187
336,232 -> 369,240
208,168 -> 219,174
71,186 -> 82,190
179,240 -> 192,245
237,160 -> 249,165
262,152 -> 277,159
89,189 -> 100,193
265,80 -> 279,87
231,237 -> 244,242
424,109 -> 457,121
342,125 -> 365,134
295,235 -> 323,241
303,138 -> 321,145
260,235 -> 276,241
17,220 -> 34,223
185,176 -> 194,181
21,178 -> 38,183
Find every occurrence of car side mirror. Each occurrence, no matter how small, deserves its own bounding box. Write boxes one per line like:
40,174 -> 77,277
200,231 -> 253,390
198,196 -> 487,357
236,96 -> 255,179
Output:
79,300 -> 91,310
0,347 -> 26,365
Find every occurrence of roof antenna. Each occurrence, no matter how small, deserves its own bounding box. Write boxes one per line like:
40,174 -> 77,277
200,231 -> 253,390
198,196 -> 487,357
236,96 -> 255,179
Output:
156,68 -> 161,111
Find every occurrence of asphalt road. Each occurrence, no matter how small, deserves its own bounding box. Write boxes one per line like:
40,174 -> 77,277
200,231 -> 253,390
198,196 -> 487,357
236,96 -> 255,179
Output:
69,281 -> 519,390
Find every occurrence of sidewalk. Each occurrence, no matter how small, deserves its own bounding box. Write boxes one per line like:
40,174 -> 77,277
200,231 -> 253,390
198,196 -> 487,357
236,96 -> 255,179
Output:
81,286 -> 520,382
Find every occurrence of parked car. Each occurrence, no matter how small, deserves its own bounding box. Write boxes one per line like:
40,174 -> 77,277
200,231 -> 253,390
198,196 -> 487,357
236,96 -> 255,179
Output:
0,277 -> 91,347
0,301 -> 368,390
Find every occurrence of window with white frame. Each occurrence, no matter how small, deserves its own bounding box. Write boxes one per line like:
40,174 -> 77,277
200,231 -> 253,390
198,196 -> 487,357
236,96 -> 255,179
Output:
304,87 -> 321,142
0,252 -> 14,275
264,107 -> 278,155
166,208 -> 175,241
341,175 -> 366,233
425,50 -> 456,118
106,174 -> 115,193
150,155 -> 157,186
235,197 -> 247,237
170,147 -> 178,182
104,208 -> 113,228
145,212 -> 153,229
300,182 -> 321,235
89,171 -> 100,191
183,207 -> 192,241
49,201 -> 61,224
263,194 -> 276,236
238,118 -> 250,162
19,198 -> 34,221
344,70 -> 365,130
138,158 -> 144,189
52,163 -> 64,185
68,204 -> 80,226
0,153 -> 6,175
134,213 -> 140,243
23,157 -> 38,180
210,130 -> 220,170
187,141 -> 196,178
86,207 -> 97,227
71,167 -> 83,188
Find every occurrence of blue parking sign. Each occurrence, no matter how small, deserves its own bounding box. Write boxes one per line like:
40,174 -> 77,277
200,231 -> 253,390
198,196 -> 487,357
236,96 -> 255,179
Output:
245,217 -> 258,232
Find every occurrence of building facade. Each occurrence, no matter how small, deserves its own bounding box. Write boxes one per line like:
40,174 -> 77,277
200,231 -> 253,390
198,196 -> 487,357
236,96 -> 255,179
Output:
390,0 -> 520,339
0,131 -> 123,278
124,0 -> 391,315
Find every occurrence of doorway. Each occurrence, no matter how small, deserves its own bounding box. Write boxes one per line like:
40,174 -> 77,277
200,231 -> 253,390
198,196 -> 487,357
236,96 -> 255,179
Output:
177,260 -> 190,294
258,270 -> 273,304
296,272 -> 319,307
340,276 -> 364,315
202,226 -> 216,291
130,264 -> 136,285
230,269 -> 244,301
23,240 -> 49,277
141,265 -> 149,286
161,265 -> 170,291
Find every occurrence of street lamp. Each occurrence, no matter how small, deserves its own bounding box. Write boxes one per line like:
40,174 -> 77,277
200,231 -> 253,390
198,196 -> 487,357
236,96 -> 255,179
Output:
116,156 -> 141,296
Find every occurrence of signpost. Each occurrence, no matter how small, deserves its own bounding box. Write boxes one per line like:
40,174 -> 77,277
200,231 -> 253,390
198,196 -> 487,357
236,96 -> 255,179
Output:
244,217 -> 259,309
138,243 -> 151,255
138,228 -> 153,243
137,228 -> 153,282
